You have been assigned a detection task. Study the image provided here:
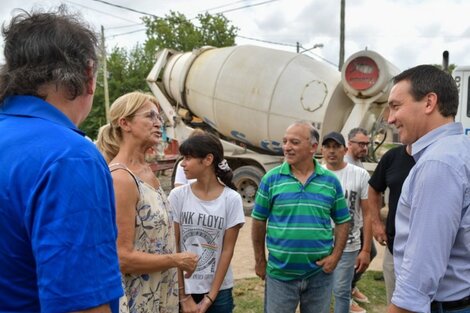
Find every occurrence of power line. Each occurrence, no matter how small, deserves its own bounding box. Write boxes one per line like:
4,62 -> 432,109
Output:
107,28 -> 146,39
214,0 -> 280,14
107,23 -> 144,30
301,49 -> 338,68
90,0 -> 160,18
190,0 -> 279,20
237,35 -> 337,67
66,0 -> 147,39
66,0 -> 138,23
237,34 -> 296,47
199,0 -> 253,13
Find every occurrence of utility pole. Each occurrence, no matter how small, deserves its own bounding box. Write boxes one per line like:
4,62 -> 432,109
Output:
101,25 -> 110,122
442,50 -> 449,73
339,0 -> 345,71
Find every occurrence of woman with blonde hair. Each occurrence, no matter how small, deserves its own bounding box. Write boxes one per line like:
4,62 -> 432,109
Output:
96,91 -> 198,313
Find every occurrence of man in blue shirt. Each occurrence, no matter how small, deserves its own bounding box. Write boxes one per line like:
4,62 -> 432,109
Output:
0,7 -> 123,313
387,65 -> 470,313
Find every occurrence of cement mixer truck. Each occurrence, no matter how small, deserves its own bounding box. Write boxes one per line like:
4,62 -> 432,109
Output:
145,45 -> 399,213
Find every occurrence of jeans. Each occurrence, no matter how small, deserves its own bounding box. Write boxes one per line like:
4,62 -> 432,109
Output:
265,270 -> 333,313
333,250 -> 359,313
383,247 -> 395,305
352,230 -> 377,288
191,288 -> 234,313
431,303 -> 470,313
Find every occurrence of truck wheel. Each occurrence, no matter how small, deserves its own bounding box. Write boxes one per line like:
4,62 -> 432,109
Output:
232,165 -> 265,216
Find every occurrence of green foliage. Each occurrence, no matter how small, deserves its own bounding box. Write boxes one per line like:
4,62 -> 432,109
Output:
433,63 -> 457,74
80,45 -> 153,139
80,11 -> 238,139
448,64 -> 457,74
142,11 -> 238,55
106,46 -> 153,97
80,65 -> 107,140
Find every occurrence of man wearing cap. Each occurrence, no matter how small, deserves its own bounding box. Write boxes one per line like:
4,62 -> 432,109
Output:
322,131 -> 372,313
252,121 -> 351,313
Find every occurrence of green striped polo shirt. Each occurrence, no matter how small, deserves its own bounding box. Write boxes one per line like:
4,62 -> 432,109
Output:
252,158 -> 350,280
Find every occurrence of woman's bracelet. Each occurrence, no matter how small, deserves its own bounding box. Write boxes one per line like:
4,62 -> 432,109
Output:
205,294 -> 214,304
179,295 -> 191,303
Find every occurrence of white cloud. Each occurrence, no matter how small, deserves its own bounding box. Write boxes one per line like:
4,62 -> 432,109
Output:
1,0 -> 470,71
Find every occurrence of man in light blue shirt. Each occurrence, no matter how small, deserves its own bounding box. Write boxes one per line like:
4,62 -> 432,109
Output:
387,65 -> 470,313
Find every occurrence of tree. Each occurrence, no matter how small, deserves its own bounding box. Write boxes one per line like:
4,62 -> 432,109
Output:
80,45 -> 152,139
80,11 -> 238,139
434,63 -> 457,74
142,11 -> 238,57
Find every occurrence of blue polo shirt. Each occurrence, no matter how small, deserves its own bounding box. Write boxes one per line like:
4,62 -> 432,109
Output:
0,96 -> 123,312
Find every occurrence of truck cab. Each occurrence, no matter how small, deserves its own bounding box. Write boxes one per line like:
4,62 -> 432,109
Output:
453,66 -> 470,134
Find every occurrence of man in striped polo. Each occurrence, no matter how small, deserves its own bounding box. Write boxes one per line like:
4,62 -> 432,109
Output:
252,121 -> 351,313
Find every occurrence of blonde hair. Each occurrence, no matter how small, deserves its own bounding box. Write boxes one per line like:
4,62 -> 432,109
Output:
96,91 -> 159,163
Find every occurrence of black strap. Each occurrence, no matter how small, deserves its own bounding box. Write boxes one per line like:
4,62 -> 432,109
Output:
109,163 -> 140,192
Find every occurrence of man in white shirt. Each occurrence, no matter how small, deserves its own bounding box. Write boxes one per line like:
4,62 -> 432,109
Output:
322,132 -> 372,313
344,128 -> 377,312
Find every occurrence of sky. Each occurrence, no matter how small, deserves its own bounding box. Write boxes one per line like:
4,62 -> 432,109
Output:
1,0 -> 470,72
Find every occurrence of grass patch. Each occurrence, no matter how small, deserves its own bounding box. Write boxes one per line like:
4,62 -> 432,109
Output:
233,271 -> 386,313
233,277 -> 264,313
355,271 -> 387,313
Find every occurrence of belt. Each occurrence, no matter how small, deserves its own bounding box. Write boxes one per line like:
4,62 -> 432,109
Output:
431,295 -> 470,311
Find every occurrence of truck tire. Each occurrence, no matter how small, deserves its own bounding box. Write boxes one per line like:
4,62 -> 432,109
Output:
232,165 -> 265,216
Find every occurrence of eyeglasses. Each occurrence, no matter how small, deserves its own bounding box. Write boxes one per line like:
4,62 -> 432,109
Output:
133,110 -> 163,123
349,140 -> 370,147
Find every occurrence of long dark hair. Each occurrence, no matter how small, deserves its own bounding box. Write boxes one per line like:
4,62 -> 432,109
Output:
179,132 -> 236,190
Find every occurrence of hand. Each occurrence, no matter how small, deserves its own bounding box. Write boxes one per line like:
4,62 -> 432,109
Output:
355,250 -> 370,273
316,254 -> 340,273
180,295 -> 198,313
176,252 -> 199,278
197,296 -> 212,313
372,220 -> 387,246
254,259 -> 267,280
